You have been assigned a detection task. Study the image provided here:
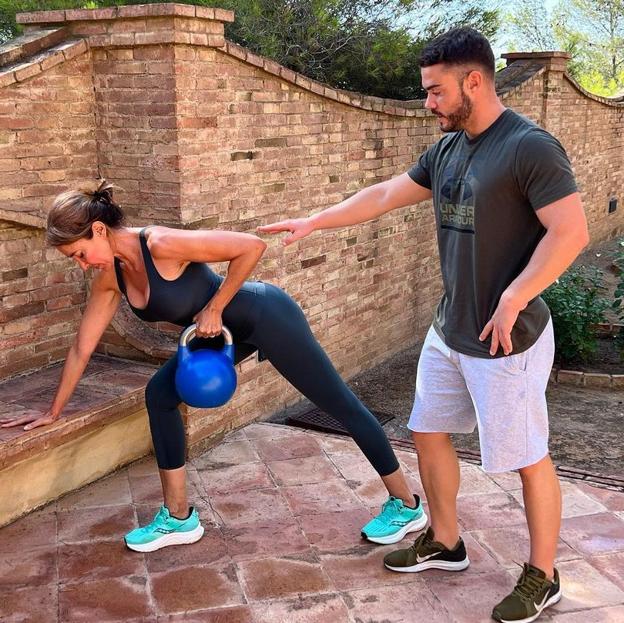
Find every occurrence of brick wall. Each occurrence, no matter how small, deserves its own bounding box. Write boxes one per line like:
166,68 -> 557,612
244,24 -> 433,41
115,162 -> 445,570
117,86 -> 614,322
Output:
167,42 -> 443,441
0,48 -> 97,379
0,222 -> 86,378
1,6 -> 623,444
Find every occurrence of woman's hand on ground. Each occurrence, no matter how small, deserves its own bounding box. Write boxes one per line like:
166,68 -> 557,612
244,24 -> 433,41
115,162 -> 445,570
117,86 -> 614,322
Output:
0,409 -> 60,431
257,218 -> 314,246
193,306 -> 223,338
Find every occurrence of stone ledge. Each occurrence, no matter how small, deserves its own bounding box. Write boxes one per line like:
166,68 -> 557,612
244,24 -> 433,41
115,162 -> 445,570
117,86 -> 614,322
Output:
502,51 -> 572,61
0,408 -> 152,527
549,322 -> 623,388
18,6 -> 230,51
0,27 -> 67,68
551,368 -> 624,389
0,208 -> 46,230
16,3 -> 235,25
496,60 -> 545,98
0,356 -> 156,471
110,300 -> 178,361
221,41 -> 426,118
0,38 -> 87,89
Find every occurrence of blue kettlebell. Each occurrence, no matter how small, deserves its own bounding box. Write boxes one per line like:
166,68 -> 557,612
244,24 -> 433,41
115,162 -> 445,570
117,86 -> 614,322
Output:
175,324 -> 237,408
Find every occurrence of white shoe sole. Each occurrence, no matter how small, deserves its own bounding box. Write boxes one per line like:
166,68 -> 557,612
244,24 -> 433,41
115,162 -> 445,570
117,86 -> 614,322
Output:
385,556 -> 470,573
125,524 -> 204,553
364,511 -> 429,545
496,589 -> 562,623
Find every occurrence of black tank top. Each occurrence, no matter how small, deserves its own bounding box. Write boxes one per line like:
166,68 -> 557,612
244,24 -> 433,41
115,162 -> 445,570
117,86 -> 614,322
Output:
113,229 -> 223,326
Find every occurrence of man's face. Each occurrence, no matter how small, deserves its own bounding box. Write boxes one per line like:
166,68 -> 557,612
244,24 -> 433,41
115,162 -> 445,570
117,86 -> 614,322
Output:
421,64 -> 473,133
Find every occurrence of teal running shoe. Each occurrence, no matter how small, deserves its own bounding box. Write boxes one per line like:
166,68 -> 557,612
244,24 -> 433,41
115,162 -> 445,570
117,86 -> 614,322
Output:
124,506 -> 204,553
361,495 -> 428,545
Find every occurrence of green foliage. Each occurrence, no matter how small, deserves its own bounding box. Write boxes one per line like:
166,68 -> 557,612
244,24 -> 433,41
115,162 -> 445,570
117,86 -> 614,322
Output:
211,0 -> 500,99
0,0 -> 502,100
611,239 -> 624,320
506,0 -> 624,97
576,68 -> 623,97
611,239 -> 624,356
542,266 -> 610,364
505,0 -> 556,51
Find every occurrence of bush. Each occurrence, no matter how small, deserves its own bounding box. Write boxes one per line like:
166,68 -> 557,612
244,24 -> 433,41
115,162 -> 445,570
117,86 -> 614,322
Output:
611,239 -> 624,357
542,265 -> 610,364
612,239 -> 624,318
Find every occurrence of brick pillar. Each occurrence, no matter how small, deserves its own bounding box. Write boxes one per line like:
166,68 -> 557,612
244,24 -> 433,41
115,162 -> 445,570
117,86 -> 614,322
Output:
17,3 -> 234,225
501,51 -> 571,135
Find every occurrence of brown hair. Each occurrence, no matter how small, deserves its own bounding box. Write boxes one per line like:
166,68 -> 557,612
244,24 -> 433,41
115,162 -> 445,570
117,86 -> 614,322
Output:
46,179 -> 125,247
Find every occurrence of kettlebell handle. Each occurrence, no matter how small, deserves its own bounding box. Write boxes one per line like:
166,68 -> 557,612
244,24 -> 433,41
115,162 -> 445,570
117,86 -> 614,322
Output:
179,324 -> 233,348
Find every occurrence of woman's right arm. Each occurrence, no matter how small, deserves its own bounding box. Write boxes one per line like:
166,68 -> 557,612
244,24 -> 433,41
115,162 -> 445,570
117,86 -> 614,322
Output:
0,270 -> 121,431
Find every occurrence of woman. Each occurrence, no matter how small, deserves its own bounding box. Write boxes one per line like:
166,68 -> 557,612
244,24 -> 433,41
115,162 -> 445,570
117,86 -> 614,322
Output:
1,180 -> 426,551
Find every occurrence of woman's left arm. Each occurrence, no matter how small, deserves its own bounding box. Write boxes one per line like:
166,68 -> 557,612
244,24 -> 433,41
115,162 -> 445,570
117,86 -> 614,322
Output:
149,228 -> 267,337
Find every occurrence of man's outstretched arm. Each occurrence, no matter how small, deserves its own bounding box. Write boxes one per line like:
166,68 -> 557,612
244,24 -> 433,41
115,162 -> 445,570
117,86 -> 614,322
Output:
257,173 -> 432,245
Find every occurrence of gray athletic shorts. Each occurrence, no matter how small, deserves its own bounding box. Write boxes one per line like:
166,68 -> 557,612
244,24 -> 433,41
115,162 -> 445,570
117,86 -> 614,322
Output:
407,320 -> 555,473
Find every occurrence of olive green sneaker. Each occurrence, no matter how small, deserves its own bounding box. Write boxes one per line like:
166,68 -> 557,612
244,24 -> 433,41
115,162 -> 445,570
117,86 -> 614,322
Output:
383,526 -> 470,573
492,563 -> 562,623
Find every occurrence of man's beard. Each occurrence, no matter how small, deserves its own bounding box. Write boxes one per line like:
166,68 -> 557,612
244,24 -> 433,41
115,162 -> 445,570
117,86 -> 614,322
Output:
437,89 -> 472,133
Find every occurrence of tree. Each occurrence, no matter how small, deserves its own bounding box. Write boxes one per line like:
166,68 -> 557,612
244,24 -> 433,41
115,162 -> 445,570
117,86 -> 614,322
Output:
554,0 -> 624,95
504,0 -> 624,96
207,0 -> 501,98
505,0 -> 557,51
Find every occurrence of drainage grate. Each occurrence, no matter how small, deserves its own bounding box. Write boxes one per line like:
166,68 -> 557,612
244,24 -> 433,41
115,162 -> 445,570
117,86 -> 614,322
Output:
286,407 -> 395,436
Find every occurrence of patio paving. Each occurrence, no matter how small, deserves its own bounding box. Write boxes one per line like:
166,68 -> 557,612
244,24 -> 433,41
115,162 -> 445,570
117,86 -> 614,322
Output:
1,422 -> 623,622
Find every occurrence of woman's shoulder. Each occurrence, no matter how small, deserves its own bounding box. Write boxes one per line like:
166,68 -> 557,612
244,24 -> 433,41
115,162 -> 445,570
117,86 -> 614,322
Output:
142,225 -> 176,257
143,225 -> 204,260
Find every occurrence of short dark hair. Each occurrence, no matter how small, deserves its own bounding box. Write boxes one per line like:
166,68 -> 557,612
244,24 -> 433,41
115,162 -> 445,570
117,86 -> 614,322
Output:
419,27 -> 495,78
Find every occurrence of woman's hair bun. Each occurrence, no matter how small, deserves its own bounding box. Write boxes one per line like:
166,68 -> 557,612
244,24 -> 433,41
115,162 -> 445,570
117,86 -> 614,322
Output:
92,179 -> 115,205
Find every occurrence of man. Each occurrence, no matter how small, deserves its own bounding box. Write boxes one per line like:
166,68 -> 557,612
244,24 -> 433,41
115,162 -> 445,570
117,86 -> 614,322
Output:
259,27 -> 589,623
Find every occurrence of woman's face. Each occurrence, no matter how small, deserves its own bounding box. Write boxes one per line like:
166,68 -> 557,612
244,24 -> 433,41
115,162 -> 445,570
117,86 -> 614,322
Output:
58,222 -> 114,272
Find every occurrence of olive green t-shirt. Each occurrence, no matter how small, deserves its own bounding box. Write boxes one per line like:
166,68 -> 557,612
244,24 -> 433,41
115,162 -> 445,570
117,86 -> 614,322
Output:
408,109 -> 578,358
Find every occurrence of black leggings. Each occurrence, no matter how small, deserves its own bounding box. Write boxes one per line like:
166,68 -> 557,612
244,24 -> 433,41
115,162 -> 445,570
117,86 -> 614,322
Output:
144,283 -> 400,476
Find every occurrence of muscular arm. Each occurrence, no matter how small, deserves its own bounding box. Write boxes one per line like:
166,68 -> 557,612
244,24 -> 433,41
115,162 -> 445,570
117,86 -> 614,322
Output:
480,192 -> 589,355
309,174 -> 432,230
505,192 -> 589,307
148,228 -> 267,336
258,174 -> 432,245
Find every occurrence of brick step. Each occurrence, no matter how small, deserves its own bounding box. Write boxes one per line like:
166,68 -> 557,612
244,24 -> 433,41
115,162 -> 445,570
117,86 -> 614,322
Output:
0,355 -> 157,527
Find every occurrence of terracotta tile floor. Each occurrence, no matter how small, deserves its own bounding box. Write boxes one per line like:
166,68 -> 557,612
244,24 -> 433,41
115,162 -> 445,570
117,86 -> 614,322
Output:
1,423 -> 623,622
